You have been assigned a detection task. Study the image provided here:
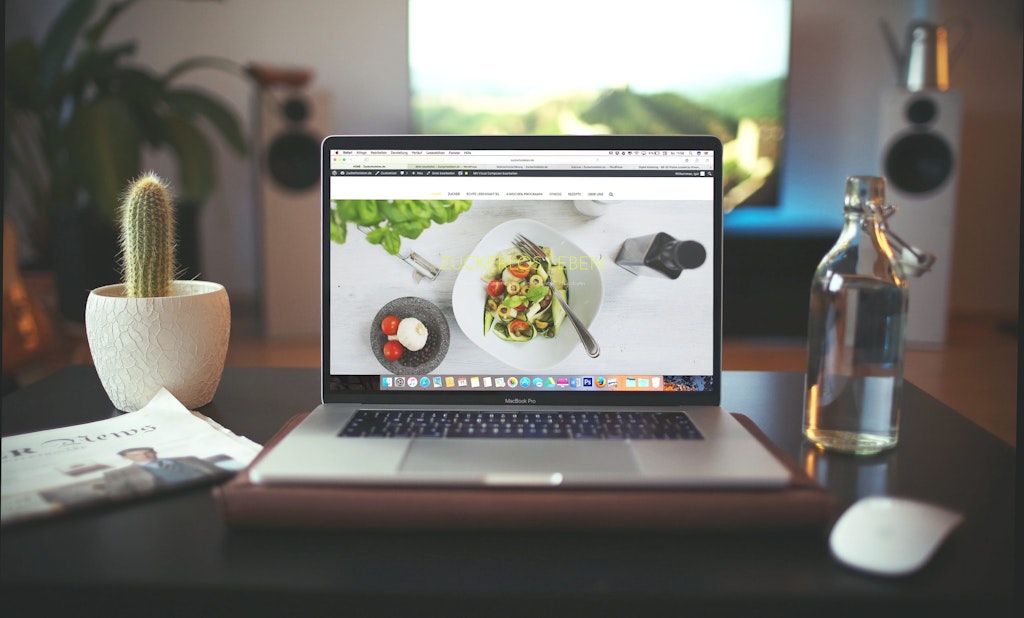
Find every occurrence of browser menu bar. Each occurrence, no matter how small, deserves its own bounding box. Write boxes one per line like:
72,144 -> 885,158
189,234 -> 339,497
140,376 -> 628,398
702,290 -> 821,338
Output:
328,149 -> 715,171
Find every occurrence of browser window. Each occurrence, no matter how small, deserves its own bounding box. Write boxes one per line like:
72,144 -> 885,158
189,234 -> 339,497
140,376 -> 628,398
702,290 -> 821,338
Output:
325,145 -> 719,401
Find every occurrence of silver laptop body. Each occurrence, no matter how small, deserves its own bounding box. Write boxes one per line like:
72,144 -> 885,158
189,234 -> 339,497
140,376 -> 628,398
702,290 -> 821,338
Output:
249,134 -> 789,489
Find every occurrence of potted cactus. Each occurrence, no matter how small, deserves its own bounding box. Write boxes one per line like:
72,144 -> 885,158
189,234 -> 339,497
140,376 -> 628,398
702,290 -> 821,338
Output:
85,174 -> 230,412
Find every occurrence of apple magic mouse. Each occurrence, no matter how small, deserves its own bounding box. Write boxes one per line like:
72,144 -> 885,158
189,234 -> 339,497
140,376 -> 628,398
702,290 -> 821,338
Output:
829,496 -> 964,577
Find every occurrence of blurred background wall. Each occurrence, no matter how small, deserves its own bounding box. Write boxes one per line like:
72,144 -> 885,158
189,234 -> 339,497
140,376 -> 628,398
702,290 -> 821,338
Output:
6,0 -> 1020,324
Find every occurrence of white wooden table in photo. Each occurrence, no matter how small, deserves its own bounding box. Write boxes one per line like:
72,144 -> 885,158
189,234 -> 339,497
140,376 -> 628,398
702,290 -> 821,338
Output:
329,199 -> 714,377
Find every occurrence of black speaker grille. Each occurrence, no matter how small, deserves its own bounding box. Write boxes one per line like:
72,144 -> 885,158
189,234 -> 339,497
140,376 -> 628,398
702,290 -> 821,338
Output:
884,132 -> 954,195
905,97 -> 938,126
267,132 -> 320,191
282,97 -> 310,123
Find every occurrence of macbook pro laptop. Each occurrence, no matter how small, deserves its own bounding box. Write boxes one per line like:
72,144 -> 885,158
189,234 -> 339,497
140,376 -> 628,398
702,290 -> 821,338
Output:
249,134 -> 790,488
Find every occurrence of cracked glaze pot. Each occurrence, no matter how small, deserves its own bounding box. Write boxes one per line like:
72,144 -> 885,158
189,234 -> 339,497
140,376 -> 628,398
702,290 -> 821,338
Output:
85,281 -> 230,412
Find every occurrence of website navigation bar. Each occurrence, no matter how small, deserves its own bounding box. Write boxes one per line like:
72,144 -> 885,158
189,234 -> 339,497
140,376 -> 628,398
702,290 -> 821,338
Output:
328,174 -> 713,201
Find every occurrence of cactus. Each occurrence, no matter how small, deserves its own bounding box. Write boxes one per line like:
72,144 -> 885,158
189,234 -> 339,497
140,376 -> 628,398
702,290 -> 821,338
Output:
120,173 -> 177,298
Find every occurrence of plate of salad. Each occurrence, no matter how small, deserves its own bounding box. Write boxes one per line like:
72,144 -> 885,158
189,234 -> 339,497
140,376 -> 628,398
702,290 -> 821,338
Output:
452,219 -> 603,370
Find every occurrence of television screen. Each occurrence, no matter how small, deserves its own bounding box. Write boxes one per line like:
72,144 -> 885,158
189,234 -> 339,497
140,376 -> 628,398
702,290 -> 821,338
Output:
409,0 -> 792,211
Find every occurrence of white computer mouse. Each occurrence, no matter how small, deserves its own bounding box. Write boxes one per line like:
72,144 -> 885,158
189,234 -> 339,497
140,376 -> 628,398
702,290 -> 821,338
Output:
829,495 -> 964,577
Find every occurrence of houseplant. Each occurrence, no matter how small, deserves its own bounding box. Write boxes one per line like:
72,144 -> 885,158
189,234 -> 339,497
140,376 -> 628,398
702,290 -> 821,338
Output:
4,0 -> 247,319
85,173 -> 230,412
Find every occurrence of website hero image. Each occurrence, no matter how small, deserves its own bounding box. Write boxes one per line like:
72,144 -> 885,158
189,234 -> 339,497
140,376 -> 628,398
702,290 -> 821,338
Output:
328,181 -> 714,393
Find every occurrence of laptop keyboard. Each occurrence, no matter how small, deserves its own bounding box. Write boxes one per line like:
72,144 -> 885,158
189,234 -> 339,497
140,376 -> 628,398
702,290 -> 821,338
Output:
339,410 -> 703,440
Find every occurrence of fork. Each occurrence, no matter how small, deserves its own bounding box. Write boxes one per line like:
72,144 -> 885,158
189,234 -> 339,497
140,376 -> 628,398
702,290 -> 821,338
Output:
512,234 -> 600,358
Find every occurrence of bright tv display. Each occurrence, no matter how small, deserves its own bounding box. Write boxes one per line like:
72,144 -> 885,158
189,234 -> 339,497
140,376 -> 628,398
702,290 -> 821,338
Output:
408,0 -> 792,211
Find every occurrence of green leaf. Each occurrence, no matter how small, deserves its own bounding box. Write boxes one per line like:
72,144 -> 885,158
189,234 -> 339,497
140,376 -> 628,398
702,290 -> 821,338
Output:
380,200 -> 412,223
381,229 -> 401,255
329,211 -> 347,244
526,286 -> 549,302
408,200 -> 432,219
429,201 -> 450,223
392,220 -> 428,239
502,295 -> 526,308
164,88 -> 247,155
49,41 -> 137,109
364,227 -> 387,245
160,113 -> 215,203
106,67 -> 166,146
4,40 -> 40,108
66,96 -> 141,223
38,0 -> 98,94
83,0 -> 139,47
355,200 -> 382,226
162,56 -> 245,84
333,200 -> 358,222
428,199 -> 473,224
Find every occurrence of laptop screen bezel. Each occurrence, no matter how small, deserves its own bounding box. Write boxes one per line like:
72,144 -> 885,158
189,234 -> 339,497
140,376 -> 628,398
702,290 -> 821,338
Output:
321,134 -> 722,407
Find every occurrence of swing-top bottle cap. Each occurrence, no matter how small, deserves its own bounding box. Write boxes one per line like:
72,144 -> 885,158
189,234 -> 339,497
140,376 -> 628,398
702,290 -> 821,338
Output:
844,176 -> 886,213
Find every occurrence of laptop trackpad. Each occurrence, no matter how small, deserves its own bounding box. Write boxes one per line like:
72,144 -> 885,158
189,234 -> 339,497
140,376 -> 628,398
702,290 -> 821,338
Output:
400,440 -> 639,478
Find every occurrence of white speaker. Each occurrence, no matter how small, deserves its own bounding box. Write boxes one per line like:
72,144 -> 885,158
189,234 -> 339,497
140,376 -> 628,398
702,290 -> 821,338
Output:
878,88 -> 962,345
257,86 -> 331,339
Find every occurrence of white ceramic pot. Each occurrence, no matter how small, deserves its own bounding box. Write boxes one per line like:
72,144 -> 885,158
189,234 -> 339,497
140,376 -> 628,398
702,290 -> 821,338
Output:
85,281 -> 230,412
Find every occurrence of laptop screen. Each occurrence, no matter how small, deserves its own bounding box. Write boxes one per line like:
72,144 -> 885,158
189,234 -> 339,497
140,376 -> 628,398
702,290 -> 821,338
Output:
322,135 -> 721,406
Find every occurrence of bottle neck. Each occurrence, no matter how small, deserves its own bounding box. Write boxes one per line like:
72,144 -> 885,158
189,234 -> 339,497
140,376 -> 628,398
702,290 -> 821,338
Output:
842,208 -> 881,221
836,210 -> 904,283
842,210 -> 884,240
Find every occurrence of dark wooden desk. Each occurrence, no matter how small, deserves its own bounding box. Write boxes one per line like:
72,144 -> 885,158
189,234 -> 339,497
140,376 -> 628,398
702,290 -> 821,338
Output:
2,366 -> 1016,616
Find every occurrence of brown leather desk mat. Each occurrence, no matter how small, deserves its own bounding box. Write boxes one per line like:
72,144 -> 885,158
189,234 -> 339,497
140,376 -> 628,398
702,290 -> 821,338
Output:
216,413 -> 837,531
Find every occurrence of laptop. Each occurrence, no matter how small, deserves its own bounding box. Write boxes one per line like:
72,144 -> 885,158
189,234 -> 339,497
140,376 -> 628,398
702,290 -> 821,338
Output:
249,134 -> 790,488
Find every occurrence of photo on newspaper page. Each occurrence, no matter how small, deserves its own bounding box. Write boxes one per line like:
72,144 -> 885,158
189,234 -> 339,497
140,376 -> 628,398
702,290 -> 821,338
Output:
1,389 -> 261,526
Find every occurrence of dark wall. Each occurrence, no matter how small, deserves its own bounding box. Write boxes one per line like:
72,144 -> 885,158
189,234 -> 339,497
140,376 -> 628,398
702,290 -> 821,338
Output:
722,233 -> 835,338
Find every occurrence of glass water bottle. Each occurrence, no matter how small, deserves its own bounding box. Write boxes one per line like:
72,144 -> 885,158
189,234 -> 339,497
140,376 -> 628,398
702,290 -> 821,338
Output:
802,176 -> 909,455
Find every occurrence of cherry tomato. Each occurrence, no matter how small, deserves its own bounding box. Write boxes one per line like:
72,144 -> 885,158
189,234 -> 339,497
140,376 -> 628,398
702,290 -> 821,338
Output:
508,262 -> 531,278
381,315 -> 400,336
486,279 -> 505,297
383,340 -> 404,360
508,319 -> 531,336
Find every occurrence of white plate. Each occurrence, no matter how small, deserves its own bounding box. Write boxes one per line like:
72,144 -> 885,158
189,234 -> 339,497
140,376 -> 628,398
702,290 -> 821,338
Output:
452,218 -> 603,370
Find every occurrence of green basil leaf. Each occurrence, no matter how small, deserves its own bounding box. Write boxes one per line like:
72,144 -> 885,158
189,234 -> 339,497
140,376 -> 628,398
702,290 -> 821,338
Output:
409,200 -> 432,219
329,216 -> 347,244
334,200 -> 358,221
382,229 -> 402,255
380,200 -> 412,223
364,226 -> 387,245
356,200 -> 381,226
430,202 -> 450,223
526,285 -> 548,302
393,220 -> 428,239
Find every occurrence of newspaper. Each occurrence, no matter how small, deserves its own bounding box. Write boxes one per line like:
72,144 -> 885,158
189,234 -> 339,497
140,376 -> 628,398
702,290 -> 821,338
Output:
1,388 -> 262,526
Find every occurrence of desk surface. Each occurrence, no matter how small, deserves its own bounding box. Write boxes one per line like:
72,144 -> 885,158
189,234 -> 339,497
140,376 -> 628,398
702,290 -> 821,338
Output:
1,366 -> 1016,616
